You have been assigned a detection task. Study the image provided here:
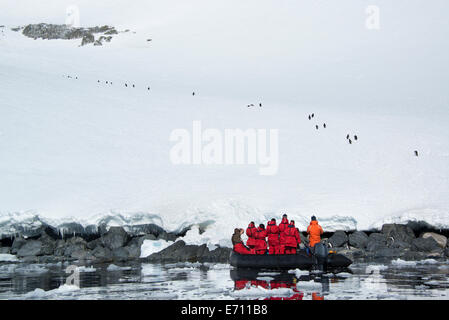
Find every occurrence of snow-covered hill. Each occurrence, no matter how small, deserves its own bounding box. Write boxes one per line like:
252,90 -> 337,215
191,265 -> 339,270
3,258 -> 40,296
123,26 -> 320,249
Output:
1,0 -> 449,247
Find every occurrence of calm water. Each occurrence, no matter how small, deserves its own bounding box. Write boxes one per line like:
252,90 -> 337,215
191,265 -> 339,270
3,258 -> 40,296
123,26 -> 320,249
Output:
0,260 -> 448,300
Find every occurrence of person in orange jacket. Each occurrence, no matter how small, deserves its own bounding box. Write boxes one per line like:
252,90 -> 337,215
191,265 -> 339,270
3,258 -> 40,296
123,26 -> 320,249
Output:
266,218 -> 280,254
307,216 -> 324,248
283,220 -> 301,254
246,221 -> 257,249
254,224 -> 268,254
278,214 -> 289,254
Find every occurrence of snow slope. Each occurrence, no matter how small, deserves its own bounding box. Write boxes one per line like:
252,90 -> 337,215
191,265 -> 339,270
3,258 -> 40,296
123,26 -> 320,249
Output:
0,1 -> 449,247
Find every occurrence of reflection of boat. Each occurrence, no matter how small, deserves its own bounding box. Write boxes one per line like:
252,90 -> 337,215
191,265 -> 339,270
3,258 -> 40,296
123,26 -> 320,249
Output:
230,244 -> 352,271
230,269 -> 335,300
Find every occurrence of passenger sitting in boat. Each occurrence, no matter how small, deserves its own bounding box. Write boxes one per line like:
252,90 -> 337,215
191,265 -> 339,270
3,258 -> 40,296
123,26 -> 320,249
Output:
283,220 -> 300,254
278,214 -> 289,254
266,218 -> 280,254
232,228 -> 254,254
254,224 -> 268,254
307,216 -> 324,248
246,221 -> 257,249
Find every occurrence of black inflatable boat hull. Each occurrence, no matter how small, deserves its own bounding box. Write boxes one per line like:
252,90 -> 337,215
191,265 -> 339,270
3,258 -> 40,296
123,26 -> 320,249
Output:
230,251 -> 352,270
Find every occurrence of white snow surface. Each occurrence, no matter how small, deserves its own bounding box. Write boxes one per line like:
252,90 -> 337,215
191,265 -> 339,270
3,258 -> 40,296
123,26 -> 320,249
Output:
0,254 -> 19,262
140,239 -> 173,258
106,264 -> 132,272
1,1 -> 449,249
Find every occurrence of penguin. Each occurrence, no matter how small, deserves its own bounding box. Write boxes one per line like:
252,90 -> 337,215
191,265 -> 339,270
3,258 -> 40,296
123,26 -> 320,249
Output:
259,103 -> 262,107
125,83 -> 128,87
98,80 -> 100,83
311,113 -> 315,118
349,139 -> 352,144
323,123 -> 326,128
346,134 -> 350,139
192,92 -> 195,96
106,81 -> 108,84
315,125 -> 319,130
147,87 -> 150,91
414,150 -> 419,157
75,76 -> 78,80
354,135 -> 358,141
132,84 -> 135,88
308,115 -> 311,120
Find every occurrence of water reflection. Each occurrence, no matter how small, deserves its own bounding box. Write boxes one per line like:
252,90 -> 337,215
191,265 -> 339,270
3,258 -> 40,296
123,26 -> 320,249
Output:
230,269 -> 341,300
0,260 -> 448,300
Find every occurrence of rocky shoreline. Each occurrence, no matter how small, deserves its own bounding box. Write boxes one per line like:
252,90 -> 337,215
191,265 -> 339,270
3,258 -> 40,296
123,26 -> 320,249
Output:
1,222 -> 448,265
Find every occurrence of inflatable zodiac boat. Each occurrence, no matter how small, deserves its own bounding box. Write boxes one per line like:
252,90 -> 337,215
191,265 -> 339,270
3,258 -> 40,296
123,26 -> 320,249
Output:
230,243 -> 352,271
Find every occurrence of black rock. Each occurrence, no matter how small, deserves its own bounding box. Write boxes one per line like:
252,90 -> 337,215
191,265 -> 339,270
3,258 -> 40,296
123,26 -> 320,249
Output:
381,224 -> 415,243
38,233 -> 56,255
54,240 -> 66,256
81,34 -> 95,46
371,247 -> 402,259
87,238 -> 102,250
63,237 -> 87,257
21,255 -> 39,263
200,247 -> 232,263
11,236 -> 27,254
157,231 -> 178,242
0,247 -> 11,254
71,249 -> 95,261
125,244 -> 141,259
328,231 -> 348,248
17,240 -> 44,257
21,23 -> 118,46
389,239 -> 412,250
101,226 -> 129,250
401,251 -> 427,261
348,231 -> 369,249
412,237 -> 440,252
368,233 -> 388,244
335,248 -> 366,261
112,247 -> 130,261
143,240 -> 186,262
142,240 -> 230,263
91,246 -> 113,262
366,241 -> 388,252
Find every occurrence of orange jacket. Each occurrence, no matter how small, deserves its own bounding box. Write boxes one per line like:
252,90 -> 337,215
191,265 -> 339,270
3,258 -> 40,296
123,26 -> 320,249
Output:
307,220 -> 323,247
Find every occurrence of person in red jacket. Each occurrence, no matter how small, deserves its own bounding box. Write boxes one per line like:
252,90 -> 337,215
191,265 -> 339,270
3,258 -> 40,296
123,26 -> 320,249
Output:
232,228 -> 254,254
278,214 -> 289,254
266,218 -> 280,254
254,224 -> 268,254
283,220 -> 301,254
246,221 -> 257,249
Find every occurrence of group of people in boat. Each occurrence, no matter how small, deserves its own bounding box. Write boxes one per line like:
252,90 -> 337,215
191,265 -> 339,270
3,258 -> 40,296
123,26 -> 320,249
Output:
232,214 -> 324,255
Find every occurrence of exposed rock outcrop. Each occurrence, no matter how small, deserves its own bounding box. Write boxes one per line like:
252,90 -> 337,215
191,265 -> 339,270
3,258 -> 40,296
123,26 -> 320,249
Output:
2,222 -> 448,265
18,23 -> 120,46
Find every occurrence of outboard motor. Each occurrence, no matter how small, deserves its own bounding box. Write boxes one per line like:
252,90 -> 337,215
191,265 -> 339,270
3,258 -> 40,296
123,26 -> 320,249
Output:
312,243 -> 328,271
